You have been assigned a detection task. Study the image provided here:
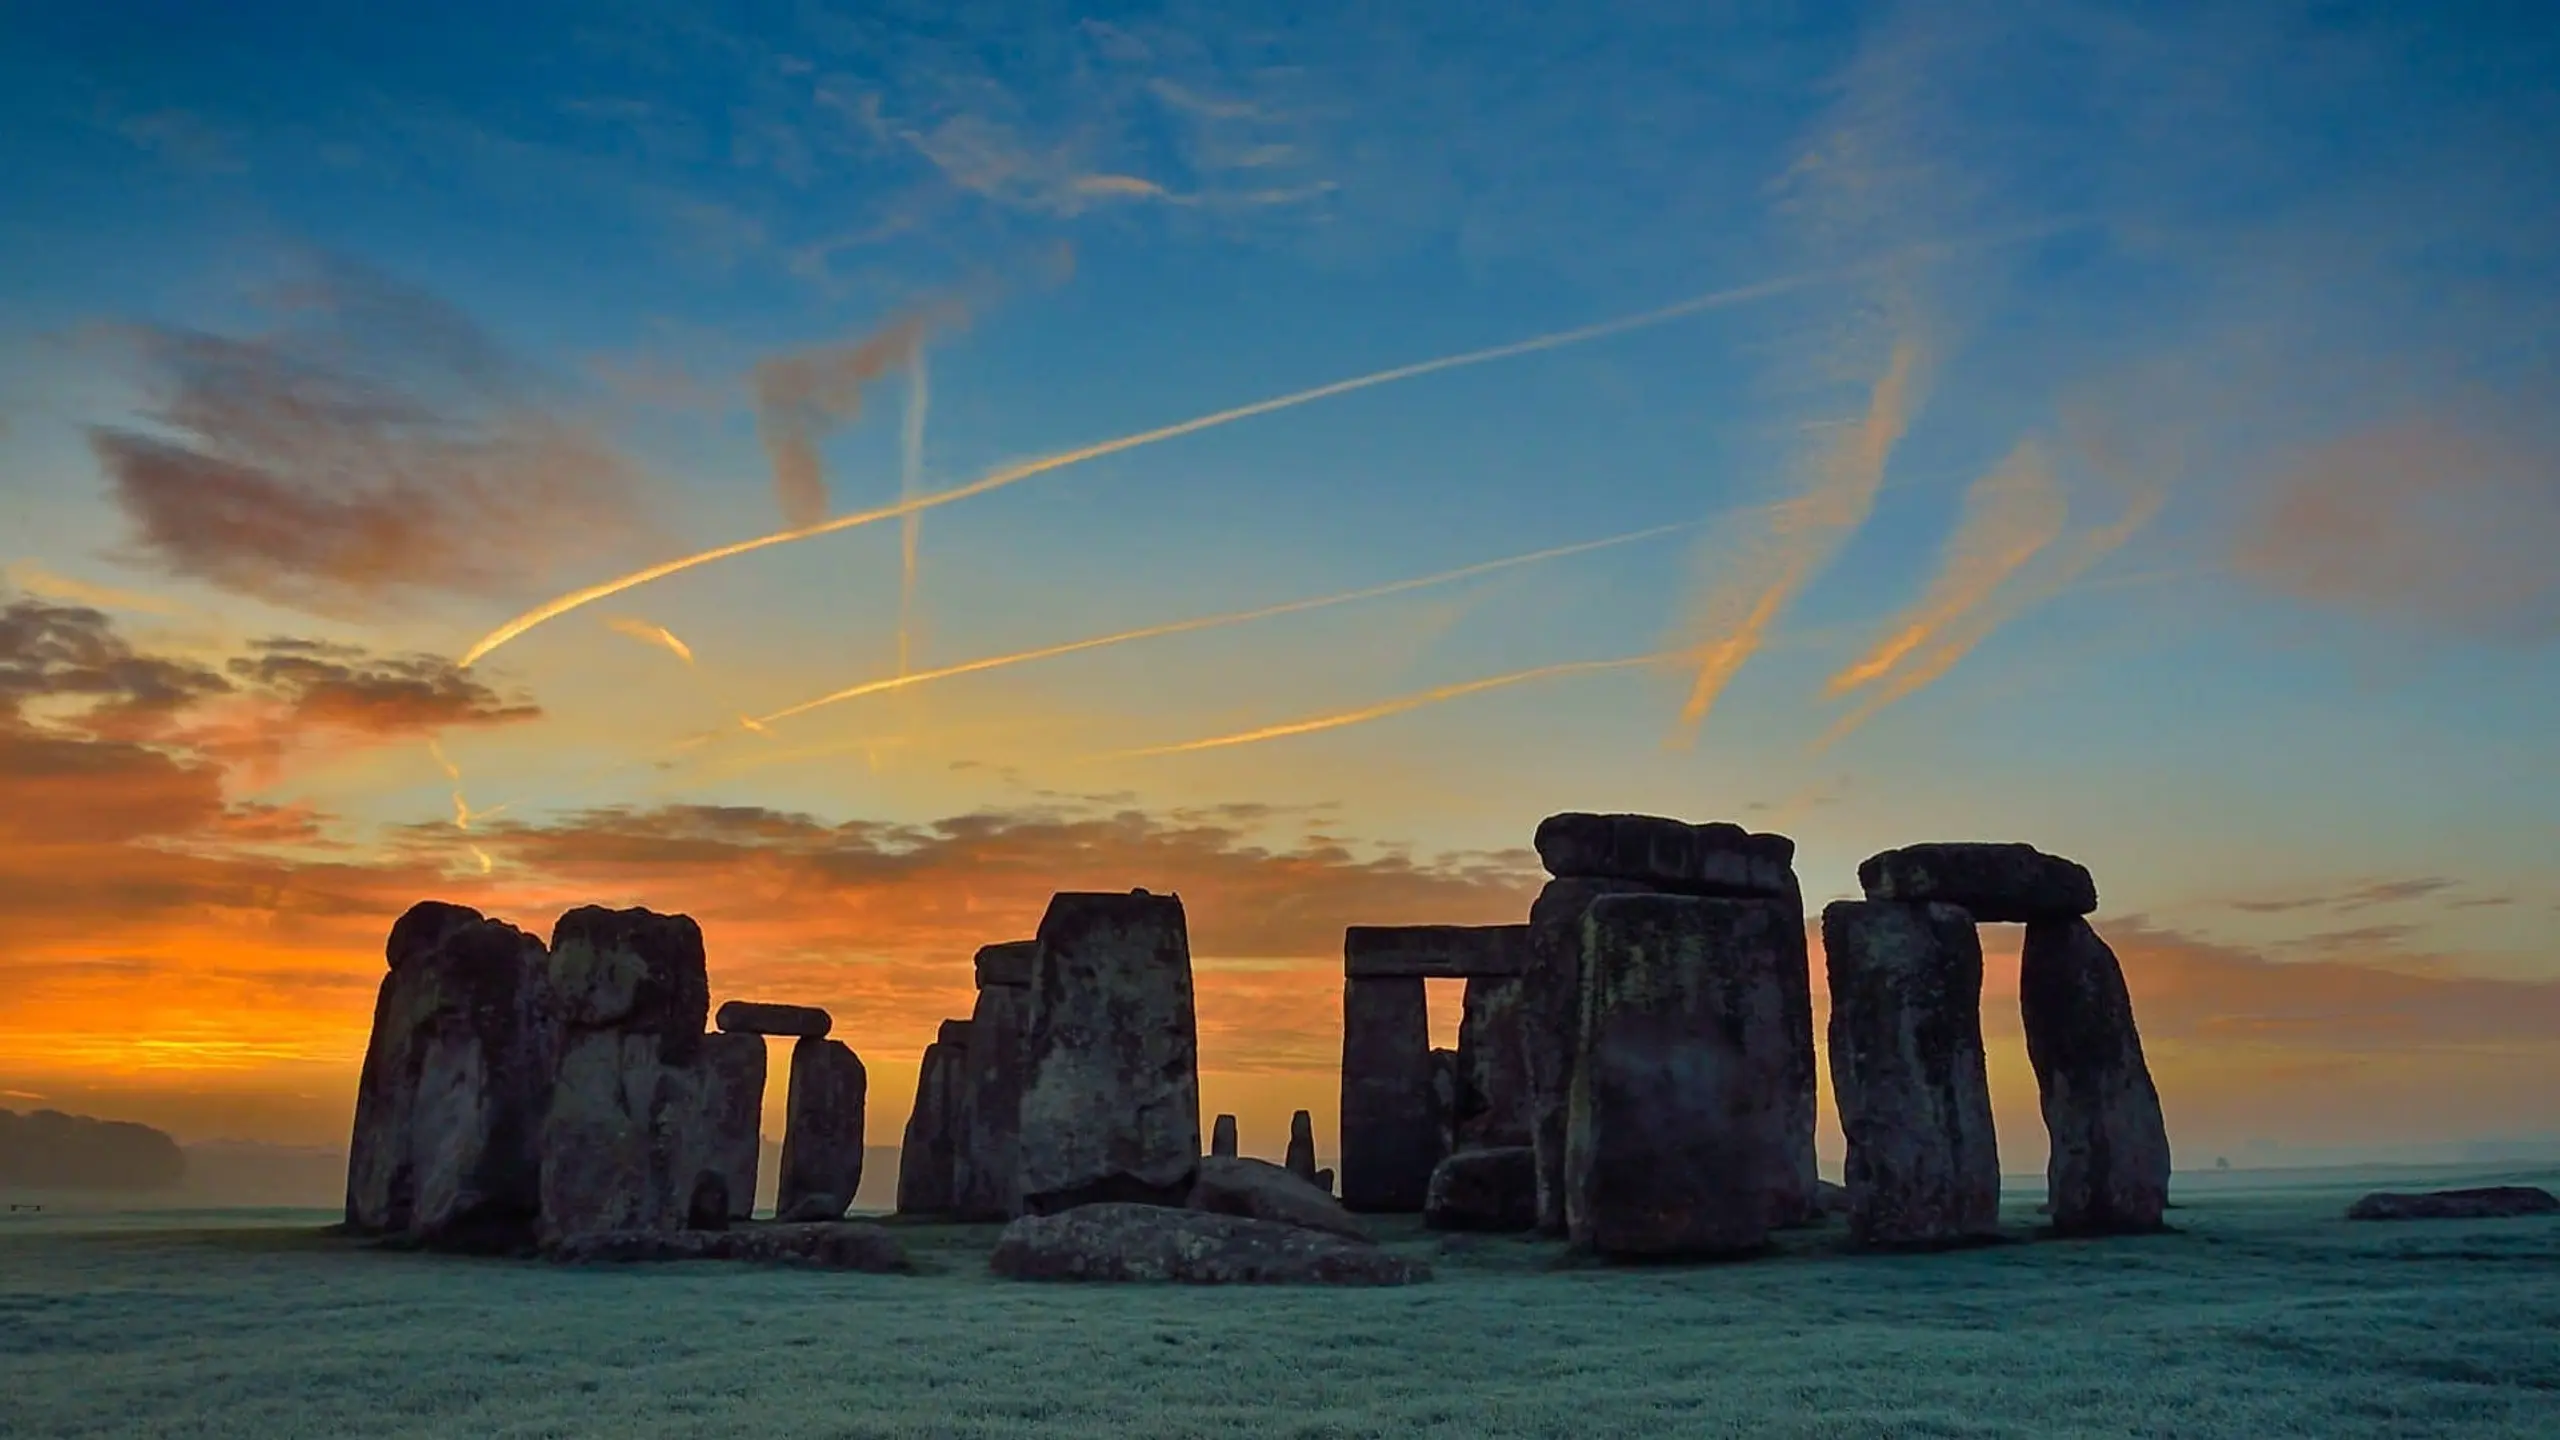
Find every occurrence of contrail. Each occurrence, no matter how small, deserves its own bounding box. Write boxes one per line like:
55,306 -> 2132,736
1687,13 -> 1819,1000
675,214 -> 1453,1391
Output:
425,739 -> 461,781
754,306 -> 956,528
456,232 -> 2070,671
896,347 -> 930,676
755,519 -> 1708,726
604,616 -> 697,666
1112,651 -> 1669,758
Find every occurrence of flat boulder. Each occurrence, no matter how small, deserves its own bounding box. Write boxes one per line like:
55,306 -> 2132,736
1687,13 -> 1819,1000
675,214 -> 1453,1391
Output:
990,1204 -> 1428,1285
714,1001 -> 830,1038
1858,843 -> 2096,923
1341,924 -> 1530,979
2347,1186 -> 2559,1222
551,1220 -> 910,1271
1016,892 -> 1203,1213
1533,812 -> 1795,898
1188,1156 -> 1371,1241
1424,1147 -> 1538,1233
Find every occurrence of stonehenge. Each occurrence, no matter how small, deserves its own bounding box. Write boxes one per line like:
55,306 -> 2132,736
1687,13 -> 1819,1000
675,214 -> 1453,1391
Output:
2019,918 -> 2171,1234
953,942 -> 1034,1220
777,1037 -> 867,1222
895,1021 -> 968,1215
1337,924 -> 1525,1214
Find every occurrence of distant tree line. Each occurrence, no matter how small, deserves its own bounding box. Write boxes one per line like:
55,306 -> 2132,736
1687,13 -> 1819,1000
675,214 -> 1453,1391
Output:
0,1108 -> 187,1190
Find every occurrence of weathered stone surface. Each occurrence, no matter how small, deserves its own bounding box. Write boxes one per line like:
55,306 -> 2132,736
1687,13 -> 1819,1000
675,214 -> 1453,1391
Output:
953,981 -> 1029,1220
777,1037 -> 866,1222
1822,900 -> 2002,1248
2020,918 -> 2171,1236
1858,842 -> 2097,923
537,906 -> 712,1245
1285,1109 -> 1318,1184
989,1204 -> 1428,1285
551,1220 -> 910,1271
714,1000 -> 830,1038
1815,1179 -> 1850,1217
974,940 -> 1037,989
1210,1114 -> 1238,1158
1339,974 -> 1440,1212
776,1192 -> 843,1223
1525,876 -> 1659,1235
1430,1047 -> 1459,1156
1314,1167 -> 1334,1195
1189,1155 -> 1371,1240
895,1036 -> 964,1215
684,1031 -> 766,1224
346,902 -> 558,1250
1454,975 -> 1533,1150
1016,891 -> 1203,1214
1533,813 -> 1796,898
2347,1186 -> 2559,1222
1566,893 -> 1799,1258
1341,924 -> 1529,979
939,1018 -> 974,1048
1423,1146 -> 1537,1233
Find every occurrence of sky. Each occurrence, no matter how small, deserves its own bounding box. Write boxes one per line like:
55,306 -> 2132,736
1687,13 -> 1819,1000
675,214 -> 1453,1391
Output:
2,0 -> 2555,1173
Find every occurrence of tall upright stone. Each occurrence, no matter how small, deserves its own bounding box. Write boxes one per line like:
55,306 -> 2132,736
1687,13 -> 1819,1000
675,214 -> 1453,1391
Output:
1566,893 -> 1798,1258
538,906 -> 711,1245
1015,890 -> 1202,1214
778,1037 -> 867,1220
1211,1114 -> 1239,1158
897,1024 -> 968,1215
684,1030 -> 767,1224
1525,876 -> 1656,1235
1822,900 -> 2001,1248
954,943 -> 1034,1221
1285,1109 -> 1319,1185
346,901 -> 559,1250
2021,918 -> 2171,1235
1770,874 -> 1819,1227
1338,974 -> 1439,1212
1454,974 -> 1533,1151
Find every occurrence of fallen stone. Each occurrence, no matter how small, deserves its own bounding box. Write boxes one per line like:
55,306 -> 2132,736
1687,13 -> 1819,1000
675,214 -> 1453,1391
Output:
776,1192 -> 845,1224
1341,924 -> 1529,979
1285,1109 -> 1319,1185
1567,892 -> 1799,1258
1339,973 -> 1441,1212
2346,1186 -> 2560,1222
346,902 -> 559,1250
1857,842 -> 2097,923
953,980 -> 1029,1221
1822,900 -> 2002,1248
713,1000 -> 830,1038
1210,1113 -> 1239,1158
1189,1155 -> 1371,1240
990,1204 -> 1427,1285
1814,1179 -> 1850,1216
1016,891 -> 1203,1213
684,1030 -> 767,1224
896,1034 -> 965,1215
537,906 -> 712,1245
1423,1147 -> 1538,1233
778,1037 -> 867,1222
2020,918 -> 2171,1236
974,940 -> 1037,989
1525,876 -> 1660,1235
1533,812 -> 1795,898
1454,974 -> 1534,1150
551,1220 -> 910,1271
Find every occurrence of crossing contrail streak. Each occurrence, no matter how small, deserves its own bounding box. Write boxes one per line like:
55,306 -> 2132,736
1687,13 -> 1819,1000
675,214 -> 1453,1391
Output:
896,348 -> 930,676
604,616 -> 697,666
754,519 -> 1707,726
1112,651 -> 1671,758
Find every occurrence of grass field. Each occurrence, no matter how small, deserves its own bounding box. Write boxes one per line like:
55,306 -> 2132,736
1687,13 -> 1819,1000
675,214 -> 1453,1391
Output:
5,1165 -> 2556,1439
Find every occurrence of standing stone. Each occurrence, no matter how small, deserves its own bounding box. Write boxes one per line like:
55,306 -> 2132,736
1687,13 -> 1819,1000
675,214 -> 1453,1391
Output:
683,1031 -> 767,1224
1857,842 -> 2097,923
897,1031 -> 967,1215
2020,918 -> 2171,1235
1429,1047 -> 1460,1158
1211,1114 -> 1239,1158
1015,891 -> 1202,1214
1524,875 -> 1659,1235
1566,893 -> 1797,1258
778,1037 -> 867,1220
346,901 -> 559,1250
1285,1110 -> 1319,1185
538,906 -> 710,1246
1771,874 -> 1819,1227
1454,974 -> 1533,1150
1822,900 -> 2001,1248
1338,974 -> 1440,1212
953,969 -> 1031,1221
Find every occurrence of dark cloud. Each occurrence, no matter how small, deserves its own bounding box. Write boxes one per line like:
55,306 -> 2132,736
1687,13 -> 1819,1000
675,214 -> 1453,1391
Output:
2227,875 -> 2465,915
0,594 -> 231,722
227,638 -> 539,736
87,259 -> 652,617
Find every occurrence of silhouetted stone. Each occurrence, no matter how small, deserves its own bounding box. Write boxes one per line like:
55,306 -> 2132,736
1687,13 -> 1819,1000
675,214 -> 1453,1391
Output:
1285,1110 -> 1318,1184
2020,918 -> 2171,1235
1823,900 -> 2002,1248
776,1192 -> 843,1224
1189,1155 -> 1371,1240
1015,891 -> 1202,1214
684,1031 -> 766,1224
1314,1166 -> 1334,1194
897,1034 -> 966,1215
714,1000 -> 830,1038
1339,973 -> 1440,1212
974,940 -> 1037,989
1766,872 -> 1820,1228
1524,875 -> 1659,1235
1341,924 -> 1530,979
777,1038 -> 866,1222
1454,975 -> 1533,1150
2347,1186 -> 2559,1221
1815,1179 -> 1849,1216
1424,1146 -> 1538,1233
989,1204 -> 1428,1285
1430,1047 -> 1460,1156
1211,1113 -> 1239,1158
1533,812 -> 1795,898
1566,893 -> 1799,1258
346,901 -> 559,1250
1858,843 -> 2097,923
953,979 -> 1029,1220
551,1220 -> 910,1271
537,906 -> 710,1245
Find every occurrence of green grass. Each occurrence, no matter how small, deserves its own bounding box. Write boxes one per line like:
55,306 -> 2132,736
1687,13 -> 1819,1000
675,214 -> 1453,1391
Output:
4,1166 -> 2555,1439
